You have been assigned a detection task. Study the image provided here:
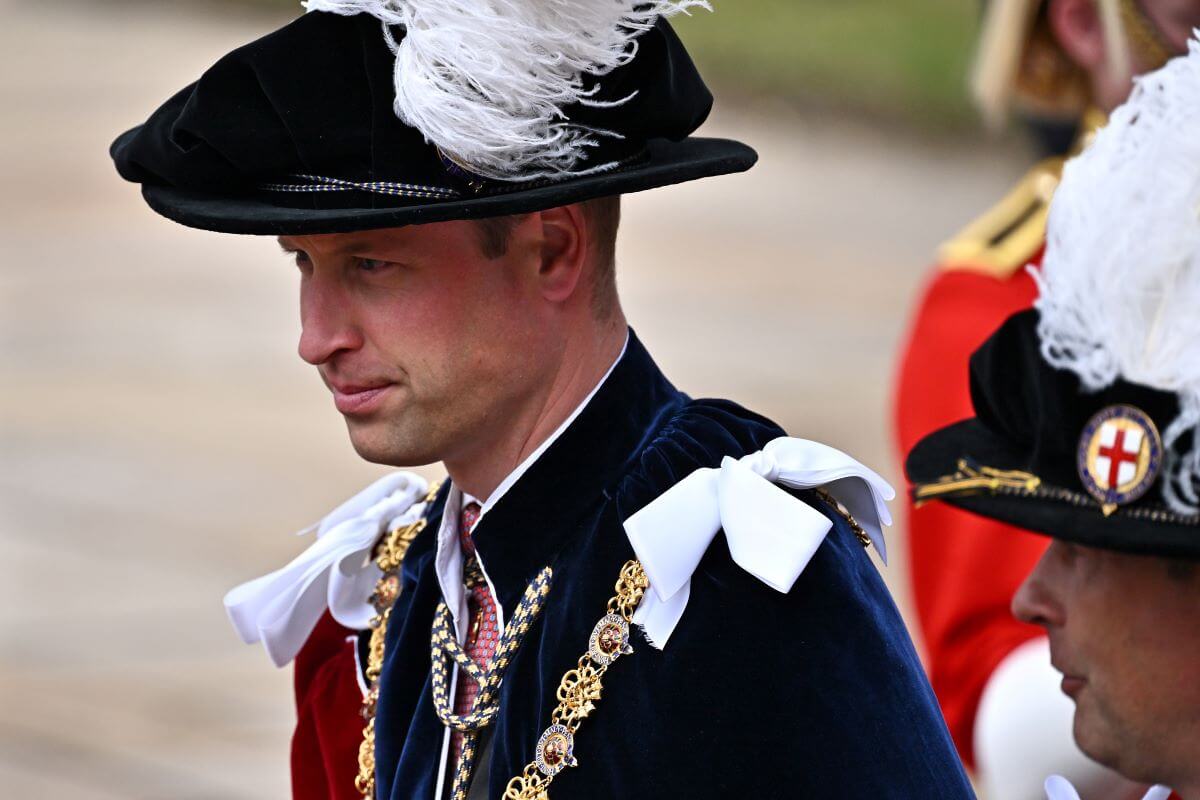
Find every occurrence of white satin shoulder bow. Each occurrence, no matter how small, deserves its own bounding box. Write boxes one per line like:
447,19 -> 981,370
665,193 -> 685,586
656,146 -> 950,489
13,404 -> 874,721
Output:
224,472 -> 433,667
623,436 -> 894,650
1044,775 -> 1171,800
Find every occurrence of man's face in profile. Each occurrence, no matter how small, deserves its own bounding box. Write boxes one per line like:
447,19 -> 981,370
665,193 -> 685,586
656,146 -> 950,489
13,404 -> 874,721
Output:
1012,539 -> 1200,786
279,219 -> 556,468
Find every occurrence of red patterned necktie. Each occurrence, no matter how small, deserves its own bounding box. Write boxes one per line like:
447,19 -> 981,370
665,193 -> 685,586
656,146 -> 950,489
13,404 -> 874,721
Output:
447,501 -> 499,780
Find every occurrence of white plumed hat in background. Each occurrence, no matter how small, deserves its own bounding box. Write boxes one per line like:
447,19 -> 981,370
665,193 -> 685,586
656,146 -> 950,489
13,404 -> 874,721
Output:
1033,33 -> 1200,513
303,0 -> 712,182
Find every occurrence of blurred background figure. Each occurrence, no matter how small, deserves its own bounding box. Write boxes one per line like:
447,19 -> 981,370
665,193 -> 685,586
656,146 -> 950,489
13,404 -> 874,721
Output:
894,1 -> 1200,798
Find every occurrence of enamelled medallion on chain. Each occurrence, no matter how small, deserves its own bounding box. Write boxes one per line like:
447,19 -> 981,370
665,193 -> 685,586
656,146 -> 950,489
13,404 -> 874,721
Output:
352,480 -> 651,800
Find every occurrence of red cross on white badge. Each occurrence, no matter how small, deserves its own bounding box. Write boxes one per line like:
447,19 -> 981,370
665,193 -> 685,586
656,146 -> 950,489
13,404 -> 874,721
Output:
1095,423 -> 1144,489
1076,404 -> 1163,511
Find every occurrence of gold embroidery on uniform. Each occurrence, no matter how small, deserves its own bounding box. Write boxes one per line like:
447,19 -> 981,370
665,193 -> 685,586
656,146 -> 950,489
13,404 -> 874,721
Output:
938,110 -> 1105,280
937,157 -> 1062,279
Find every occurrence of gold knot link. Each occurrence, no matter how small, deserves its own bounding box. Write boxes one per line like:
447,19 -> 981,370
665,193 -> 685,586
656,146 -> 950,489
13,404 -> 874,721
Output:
814,488 -> 873,549
354,479 -> 442,799
553,663 -> 604,726
503,772 -> 549,800
365,610 -> 391,684
355,718 -> 376,796
503,560 -> 647,798
376,519 -> 426,573
611,560 -> 649,620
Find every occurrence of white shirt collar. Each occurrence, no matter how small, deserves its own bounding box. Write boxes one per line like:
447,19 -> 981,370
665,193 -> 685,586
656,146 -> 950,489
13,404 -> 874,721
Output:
434,333 -> 629,631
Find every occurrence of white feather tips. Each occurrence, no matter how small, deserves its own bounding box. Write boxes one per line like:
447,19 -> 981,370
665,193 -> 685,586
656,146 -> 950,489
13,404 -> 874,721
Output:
1033,35 -> 1200,512
303,0 -> 711,181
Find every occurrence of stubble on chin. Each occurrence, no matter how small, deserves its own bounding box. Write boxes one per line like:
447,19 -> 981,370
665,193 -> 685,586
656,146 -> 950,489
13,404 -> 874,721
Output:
343,414 -> 439,467
1071,690 -> 1136,780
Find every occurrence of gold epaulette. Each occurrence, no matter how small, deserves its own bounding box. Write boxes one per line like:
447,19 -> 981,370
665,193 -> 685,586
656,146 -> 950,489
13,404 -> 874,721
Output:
938,108 -> 1107,280
937,156 -> 1063,279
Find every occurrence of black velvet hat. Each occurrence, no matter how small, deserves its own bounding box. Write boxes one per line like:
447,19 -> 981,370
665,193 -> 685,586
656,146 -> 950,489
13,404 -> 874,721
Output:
907,309 -> 1200,559
110,7 -> 756,235
907,39 -> 1200,560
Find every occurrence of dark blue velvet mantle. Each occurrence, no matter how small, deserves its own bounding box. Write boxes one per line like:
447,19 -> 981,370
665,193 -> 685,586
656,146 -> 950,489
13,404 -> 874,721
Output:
370,332 -> 974,799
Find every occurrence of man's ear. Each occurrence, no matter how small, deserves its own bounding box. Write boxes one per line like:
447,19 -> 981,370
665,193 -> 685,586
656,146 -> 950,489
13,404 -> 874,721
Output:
534,204 -> 587,304
1049,0 -> 1108,71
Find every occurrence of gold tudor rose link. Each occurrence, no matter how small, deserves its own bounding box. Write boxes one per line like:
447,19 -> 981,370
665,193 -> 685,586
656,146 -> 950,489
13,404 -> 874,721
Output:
503,560 -> 649,800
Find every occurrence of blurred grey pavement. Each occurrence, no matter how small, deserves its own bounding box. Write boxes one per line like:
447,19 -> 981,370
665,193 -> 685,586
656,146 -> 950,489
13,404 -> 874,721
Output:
0,1 -> 1029,796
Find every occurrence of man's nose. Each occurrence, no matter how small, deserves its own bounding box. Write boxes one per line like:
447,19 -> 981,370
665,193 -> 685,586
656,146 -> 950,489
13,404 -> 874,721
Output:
298,274 -> 362,365
1011,544 -> 1066,629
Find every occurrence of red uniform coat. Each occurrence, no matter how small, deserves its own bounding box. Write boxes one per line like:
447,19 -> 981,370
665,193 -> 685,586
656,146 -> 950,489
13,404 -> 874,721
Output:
893,156 -> 1066,768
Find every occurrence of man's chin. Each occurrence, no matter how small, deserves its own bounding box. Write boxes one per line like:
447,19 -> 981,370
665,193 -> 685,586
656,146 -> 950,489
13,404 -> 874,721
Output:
345,422 -> 437,467
1071,699 -> 1123,775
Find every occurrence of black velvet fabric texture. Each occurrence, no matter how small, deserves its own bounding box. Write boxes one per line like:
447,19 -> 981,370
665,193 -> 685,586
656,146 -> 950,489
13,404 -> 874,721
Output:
108,10 -> 757,235
369,332 -> 973,799
907,310 -> 1200,558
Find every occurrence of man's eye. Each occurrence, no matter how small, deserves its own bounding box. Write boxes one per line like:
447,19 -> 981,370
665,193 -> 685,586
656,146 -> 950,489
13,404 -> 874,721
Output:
293,252 -> 312,269
357,258 -> 391,272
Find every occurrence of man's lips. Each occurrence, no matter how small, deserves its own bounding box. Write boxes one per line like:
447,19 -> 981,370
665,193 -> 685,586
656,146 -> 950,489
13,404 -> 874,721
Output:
1052,658 -> 1087,698
329,382 -> 394,415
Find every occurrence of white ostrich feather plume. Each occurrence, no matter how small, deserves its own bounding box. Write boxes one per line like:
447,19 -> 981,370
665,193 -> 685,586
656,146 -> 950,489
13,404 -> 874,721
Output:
1032,35 -> 1200,513
303,0 -> 711,181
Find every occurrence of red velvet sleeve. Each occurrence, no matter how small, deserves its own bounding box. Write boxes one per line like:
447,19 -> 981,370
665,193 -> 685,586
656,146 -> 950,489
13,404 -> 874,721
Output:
291,611 -> 368,800
893,263 -> 1049,769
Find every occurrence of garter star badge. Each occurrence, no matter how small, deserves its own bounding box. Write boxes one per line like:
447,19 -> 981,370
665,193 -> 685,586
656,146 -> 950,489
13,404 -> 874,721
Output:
1076,404 -> 1162,514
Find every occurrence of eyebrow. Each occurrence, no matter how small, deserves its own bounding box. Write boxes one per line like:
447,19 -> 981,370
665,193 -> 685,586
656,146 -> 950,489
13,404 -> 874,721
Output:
277,238 -> 380,256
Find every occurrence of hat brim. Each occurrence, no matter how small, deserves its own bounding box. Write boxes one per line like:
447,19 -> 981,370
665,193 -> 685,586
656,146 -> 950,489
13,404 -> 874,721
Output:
136,136 -> 756,235
906,419 -> 1200,559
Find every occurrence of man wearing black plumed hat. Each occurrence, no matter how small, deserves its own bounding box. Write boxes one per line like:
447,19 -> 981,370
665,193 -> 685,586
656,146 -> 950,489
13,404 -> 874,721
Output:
908,37 -> 1200,800
112,2 -> 973,798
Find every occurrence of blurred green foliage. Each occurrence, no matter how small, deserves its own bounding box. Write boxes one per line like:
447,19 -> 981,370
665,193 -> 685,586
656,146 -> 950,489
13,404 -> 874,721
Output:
228,0 -> 981,128
673,0 -> 979,127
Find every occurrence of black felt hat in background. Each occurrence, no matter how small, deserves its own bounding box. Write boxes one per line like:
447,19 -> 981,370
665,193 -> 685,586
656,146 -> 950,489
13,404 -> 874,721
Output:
906,309 -> 1200,560
907,38 -> 1200,561
109,9 -> 756,235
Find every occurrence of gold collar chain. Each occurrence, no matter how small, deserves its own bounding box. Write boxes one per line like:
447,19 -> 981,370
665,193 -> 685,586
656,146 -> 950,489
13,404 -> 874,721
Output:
352,479 -> 650,800
502,560 -> 649,800
355,481 -> 441,799
356,488 -> 872,798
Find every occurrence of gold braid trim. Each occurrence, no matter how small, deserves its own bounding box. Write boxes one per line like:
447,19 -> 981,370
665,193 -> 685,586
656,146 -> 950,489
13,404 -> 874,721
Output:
432,568 -> 555,800
912,459 -> 1041,506
355,480 -> 442,799
913,458 -> 1200,525
503,561 -> 649,800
